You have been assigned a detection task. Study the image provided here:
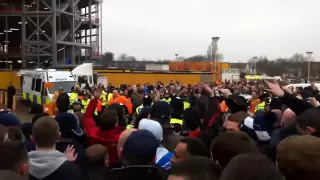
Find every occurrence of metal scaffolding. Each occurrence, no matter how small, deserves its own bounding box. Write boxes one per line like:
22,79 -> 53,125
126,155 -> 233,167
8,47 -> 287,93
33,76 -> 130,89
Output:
0,0 -> 102,68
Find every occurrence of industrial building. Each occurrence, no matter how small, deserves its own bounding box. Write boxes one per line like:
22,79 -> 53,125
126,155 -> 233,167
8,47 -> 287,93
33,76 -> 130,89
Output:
0,0 -> 102,69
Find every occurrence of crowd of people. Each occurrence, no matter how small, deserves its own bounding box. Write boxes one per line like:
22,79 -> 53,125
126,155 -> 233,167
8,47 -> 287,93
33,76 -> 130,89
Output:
0,79 -> 320,180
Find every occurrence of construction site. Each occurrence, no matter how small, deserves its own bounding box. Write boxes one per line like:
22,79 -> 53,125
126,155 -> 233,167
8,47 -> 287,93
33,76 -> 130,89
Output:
0,0 -> 102,69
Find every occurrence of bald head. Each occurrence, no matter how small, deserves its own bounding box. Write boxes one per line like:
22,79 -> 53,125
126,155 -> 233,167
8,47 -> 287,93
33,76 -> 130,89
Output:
113,90 -> 119,98
117,128 -> 137,158
281,108 -> 296,128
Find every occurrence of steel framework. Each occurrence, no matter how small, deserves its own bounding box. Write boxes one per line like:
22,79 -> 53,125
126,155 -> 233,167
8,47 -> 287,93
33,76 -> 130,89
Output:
0,0 -> 102,68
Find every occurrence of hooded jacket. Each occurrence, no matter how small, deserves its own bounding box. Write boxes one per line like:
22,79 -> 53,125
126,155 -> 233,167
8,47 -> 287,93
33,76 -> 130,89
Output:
138,119 -> 174,169
83,99 -> 125,165
28,150 -> 80,180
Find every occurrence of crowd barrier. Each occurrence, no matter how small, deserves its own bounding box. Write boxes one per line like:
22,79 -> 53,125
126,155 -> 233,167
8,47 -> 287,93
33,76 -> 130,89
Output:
0,91 -> 17,112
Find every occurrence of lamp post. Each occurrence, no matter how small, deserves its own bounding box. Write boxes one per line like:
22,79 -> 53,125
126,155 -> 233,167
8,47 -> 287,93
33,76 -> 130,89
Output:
253,56 -> 258,75
306,52 -> 313,82
175,53 -> 178,71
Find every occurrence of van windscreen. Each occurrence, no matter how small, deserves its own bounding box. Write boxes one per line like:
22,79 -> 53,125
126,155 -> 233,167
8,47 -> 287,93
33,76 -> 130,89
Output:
48,81 -> 76,94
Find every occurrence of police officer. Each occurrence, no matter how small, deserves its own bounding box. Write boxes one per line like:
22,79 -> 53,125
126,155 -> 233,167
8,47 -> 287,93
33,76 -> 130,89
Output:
81,92 -> 90,113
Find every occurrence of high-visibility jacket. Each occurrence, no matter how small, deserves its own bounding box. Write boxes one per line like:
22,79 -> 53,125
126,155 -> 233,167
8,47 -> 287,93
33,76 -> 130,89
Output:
255,101 -> 266,112
107,93 -> 113,102
69,92 -> 78,105
161,98 -> 171,103
170,118 -> 183,125
94,99 -> 103,116
110,96 -> 133,114
220,100 -> 228,113
136,105 -> 143,115
183,101 -> 190,110
101,90 -> 107,106
81,99 -> 90,112
126,124 -> 134,129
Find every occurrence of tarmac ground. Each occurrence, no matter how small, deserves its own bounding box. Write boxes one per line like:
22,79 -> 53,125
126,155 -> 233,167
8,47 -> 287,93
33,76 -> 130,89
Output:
0,100 -> 33,123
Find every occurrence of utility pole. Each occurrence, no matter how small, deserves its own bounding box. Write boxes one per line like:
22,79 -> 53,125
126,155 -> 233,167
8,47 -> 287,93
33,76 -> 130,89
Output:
253,56 -> 258,74
211,37 -> 220,73
306,52 -> 313,82
175,53 -> 178,71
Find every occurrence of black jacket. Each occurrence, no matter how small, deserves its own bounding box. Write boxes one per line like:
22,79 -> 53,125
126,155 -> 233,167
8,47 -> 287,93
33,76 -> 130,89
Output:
56,93 -> 70,113
109,165 -> 168,180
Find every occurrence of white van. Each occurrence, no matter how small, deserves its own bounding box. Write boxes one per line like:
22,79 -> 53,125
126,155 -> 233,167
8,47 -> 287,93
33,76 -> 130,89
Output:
285,83 -> 320,92
19,69 -> 77,113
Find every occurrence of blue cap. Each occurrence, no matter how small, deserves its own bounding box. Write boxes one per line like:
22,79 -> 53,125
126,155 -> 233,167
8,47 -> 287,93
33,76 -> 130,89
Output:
122,130 -> 159,163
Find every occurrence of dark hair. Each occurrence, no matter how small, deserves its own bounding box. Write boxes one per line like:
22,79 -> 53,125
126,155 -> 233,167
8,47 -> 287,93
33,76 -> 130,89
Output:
219,154 -> 283,180
107,103 -> 126,127
143,95 -> 152,106
170,156 -> 221,180
99,110 -> 118,130
183,107 -> 201,131
297,108 -> 320,130
32,116 -> 59,148
7,127 -> 23,141
134,108 -> 152,128
32,112 -> 49,125
180,138 -> 210,158
211,131 -> 260,168
0,140 -> 28,171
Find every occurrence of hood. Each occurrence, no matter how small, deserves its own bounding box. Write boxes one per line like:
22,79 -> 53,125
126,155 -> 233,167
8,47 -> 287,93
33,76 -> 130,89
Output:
156,147 -> 169,163
138,119 -> 163,141
97,126 -> 125,142
28,150 -> 67,179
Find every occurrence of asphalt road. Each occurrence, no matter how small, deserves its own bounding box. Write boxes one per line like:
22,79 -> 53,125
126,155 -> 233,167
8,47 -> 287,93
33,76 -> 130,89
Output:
0,101 -> 33,123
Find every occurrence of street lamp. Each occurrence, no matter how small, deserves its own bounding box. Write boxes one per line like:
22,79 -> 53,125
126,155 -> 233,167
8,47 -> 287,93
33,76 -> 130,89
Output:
175,54 -> 178,71
253,56 -> 258,75
306,52 -> 313,82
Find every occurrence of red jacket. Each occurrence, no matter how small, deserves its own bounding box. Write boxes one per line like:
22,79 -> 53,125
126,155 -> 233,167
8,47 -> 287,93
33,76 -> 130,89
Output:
83,99 -> 125,164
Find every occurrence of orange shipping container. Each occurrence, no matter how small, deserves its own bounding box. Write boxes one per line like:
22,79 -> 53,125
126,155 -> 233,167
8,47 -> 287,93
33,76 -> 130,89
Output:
169,62 -> 229,73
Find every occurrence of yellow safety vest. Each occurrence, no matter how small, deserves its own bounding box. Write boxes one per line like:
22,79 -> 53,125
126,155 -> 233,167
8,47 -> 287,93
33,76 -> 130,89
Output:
255,101 -> 266,112
161,98 -> 171,103
100,91 -> 107,106
82,99 -> 90,112
70,92 -> 78,105
183,101 -> 190,110
170,118 -> 183,125
136,105 -> 143,115
107,93 -> 113,102
126,124 -> 134,129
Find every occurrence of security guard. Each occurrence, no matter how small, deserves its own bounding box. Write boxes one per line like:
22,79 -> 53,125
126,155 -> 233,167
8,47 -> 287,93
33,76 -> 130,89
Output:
170,97 -> 184,132
255,101 -> 266,112
68,100 -> 82,114
81,92 -> 90,113
101,89 -> 107,106
69,89 -> 79,106
136,94 -> 152,115
161,90 -> 171,103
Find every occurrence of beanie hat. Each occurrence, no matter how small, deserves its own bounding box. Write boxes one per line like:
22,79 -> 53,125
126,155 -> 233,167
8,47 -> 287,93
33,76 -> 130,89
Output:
138,119 -> 163,141
150,101 -> 173,124
122,130 -> 159,163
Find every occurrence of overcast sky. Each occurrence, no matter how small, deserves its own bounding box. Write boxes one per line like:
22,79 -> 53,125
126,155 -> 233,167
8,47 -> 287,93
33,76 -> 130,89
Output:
101,0 -> 320,62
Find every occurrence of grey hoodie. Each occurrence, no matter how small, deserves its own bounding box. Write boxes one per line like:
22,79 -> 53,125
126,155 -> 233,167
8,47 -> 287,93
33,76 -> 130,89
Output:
28,150 -> 67,179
